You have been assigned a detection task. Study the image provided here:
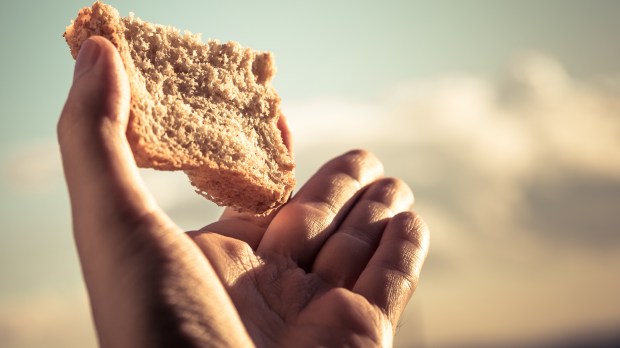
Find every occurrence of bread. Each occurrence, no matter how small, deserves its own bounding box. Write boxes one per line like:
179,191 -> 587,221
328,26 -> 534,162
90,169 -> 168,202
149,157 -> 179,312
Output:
63,1 -> 295,214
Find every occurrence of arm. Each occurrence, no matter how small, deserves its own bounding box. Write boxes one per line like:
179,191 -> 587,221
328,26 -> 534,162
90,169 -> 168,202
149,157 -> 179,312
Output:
59,36 -> 430,348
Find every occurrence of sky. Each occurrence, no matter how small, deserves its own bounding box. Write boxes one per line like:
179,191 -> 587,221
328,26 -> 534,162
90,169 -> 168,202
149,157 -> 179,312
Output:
1,1 -> 620,347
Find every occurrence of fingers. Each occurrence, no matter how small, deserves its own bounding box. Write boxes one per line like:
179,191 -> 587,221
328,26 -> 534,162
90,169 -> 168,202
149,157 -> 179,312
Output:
58,37 -> 253,347
59,36 -> 170,255
258,149 -> 383,269
194,208 -> 278,249
209,199 -> 276,249
312,178 -> 414,288
353,211 -> 429,329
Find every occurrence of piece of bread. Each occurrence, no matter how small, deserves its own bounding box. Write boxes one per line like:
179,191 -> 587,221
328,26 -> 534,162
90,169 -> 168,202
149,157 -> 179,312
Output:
63,1 -> 295,214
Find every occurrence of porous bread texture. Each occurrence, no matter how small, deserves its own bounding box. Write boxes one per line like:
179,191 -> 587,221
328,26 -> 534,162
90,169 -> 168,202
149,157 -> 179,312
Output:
64,2 -> 295,214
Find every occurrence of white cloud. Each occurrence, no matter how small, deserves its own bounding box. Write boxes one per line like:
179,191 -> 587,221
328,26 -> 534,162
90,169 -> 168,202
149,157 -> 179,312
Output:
284,53 -> 620,346
2,53 -> 620,347
287,53 -> 620,179
285,53 -> 620,242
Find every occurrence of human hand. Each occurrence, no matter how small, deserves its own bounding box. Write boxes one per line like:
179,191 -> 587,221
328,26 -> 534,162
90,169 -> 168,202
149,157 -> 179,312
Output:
58,36 -> 429,347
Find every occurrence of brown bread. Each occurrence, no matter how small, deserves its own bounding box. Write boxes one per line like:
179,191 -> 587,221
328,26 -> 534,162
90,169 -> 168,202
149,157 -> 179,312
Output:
64,2 -> 295,214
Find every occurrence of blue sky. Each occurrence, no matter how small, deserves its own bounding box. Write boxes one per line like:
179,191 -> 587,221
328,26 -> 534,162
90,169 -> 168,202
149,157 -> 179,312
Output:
1,0 -> 620,143
1,1 -> 620,347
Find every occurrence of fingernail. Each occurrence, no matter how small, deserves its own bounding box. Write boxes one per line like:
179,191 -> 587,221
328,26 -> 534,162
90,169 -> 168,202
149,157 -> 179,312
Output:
73,38 -> 101,81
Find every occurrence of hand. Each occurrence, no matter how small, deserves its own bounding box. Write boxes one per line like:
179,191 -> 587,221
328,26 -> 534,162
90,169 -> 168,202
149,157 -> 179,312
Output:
59,36 -> 429,347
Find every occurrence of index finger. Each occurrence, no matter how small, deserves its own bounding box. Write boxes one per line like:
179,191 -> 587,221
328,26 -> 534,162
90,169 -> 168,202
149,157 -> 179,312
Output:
258,150 -> 384,269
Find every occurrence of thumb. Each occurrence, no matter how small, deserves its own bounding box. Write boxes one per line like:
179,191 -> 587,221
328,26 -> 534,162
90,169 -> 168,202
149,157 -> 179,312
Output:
58,36 -> 165,249
58,38 -> 255,347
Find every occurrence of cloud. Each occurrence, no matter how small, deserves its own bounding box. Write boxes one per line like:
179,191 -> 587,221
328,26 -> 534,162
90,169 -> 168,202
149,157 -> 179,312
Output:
2,52 -> 619,347
284,53 -> 620,346
286,52 -> 620,245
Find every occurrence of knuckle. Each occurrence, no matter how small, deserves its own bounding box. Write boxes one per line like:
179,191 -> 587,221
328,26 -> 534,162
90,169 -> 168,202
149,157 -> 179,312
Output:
339,225 -> 377,246
344,148 -> 374,160
57,90 -> 91,147
376,177 -> 409,193
342,149 -> 380,170
325,149 -> 383,181
393,211 -> 430,248
57,101 -> 75,143
378,176 -> 403,187
371,177 -> 414,207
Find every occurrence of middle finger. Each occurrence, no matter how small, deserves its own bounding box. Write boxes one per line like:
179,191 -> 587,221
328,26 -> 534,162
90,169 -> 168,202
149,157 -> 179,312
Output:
257,149 -> 384,269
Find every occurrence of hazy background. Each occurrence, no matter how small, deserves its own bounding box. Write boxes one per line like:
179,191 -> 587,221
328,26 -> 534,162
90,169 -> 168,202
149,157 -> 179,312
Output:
1,1 -> 620,347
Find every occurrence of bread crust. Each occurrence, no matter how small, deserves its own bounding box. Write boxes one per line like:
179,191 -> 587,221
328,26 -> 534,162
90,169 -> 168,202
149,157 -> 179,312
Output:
64,2 -> 295,214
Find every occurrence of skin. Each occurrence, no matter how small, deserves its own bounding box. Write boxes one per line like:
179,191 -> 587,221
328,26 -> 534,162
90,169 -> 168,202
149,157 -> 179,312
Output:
58,36 -> 430,348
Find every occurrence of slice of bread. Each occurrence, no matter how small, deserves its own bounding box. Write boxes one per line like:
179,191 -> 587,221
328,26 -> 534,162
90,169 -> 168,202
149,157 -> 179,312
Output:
64,1 -> 295,214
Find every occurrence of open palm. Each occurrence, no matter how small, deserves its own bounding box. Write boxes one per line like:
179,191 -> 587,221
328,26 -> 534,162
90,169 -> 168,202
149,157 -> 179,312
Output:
59,36 -> 429,347
191,150 -> 428,347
